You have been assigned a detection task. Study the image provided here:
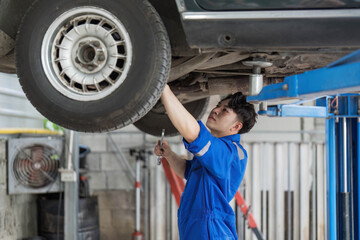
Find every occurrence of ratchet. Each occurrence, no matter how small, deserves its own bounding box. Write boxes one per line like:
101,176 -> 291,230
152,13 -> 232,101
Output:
157,129 -> 165,165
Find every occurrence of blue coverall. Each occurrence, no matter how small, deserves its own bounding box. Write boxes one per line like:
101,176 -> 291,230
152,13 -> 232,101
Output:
178,121 -> 248,240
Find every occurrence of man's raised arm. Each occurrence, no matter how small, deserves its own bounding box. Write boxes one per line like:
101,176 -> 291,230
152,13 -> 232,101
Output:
161,84 -> 200,143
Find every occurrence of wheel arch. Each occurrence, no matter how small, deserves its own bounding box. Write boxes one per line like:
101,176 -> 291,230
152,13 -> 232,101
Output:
149,0 -> 198,57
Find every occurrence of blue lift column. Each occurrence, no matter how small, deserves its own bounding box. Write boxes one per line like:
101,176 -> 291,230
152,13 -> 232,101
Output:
247,50 -> 360,240
357,106 -> 360,239
326,115 -> 337,240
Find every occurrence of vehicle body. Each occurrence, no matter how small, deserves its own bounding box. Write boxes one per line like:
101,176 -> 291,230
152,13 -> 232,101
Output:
0,0 -> 359,135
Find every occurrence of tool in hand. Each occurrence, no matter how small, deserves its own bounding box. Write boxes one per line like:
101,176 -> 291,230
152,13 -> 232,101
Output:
157,129 -> 165,165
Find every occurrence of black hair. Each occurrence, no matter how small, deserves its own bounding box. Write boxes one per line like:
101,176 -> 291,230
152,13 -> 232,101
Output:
223,92 -> 257,134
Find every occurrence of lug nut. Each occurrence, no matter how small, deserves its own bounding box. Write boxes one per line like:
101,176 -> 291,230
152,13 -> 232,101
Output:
93,41 -> 100,47
87,66 -> 94,71
98,54 -> 105,61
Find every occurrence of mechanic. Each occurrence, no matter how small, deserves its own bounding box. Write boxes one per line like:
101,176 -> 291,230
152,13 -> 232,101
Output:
154,84 -> 257,239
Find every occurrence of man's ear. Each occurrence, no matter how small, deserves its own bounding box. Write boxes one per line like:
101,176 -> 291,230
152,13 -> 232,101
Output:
231,122 -> 243,133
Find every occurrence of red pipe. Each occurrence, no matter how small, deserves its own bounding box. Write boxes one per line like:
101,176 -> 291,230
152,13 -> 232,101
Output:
161,157 -> 185,206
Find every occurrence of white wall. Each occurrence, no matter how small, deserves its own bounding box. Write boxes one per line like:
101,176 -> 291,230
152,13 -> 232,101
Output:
0,73 -> 43,128
240,141 -> 326,240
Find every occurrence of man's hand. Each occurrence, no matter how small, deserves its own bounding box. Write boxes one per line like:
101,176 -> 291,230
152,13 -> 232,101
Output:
154,140 -> 172,159
153,140 -> 187,179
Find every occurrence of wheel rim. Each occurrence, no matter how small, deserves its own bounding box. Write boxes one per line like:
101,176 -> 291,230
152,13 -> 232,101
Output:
41,7 -> 133,101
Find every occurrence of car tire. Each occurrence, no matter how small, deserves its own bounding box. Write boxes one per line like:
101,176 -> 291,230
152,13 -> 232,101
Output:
16,0 -> 170,132
134,98 -> 209,136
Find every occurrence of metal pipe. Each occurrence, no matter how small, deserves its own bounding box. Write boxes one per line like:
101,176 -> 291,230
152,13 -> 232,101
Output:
287,143 -> 291,240
207,77 -> 249,95
348,118 -> 355,240
261,143 -> 267,239
107,133 -> 136,179
135,160 -> 141,232
339,118 -> 350,240
312,143 -> 317,240
166,183 -> 171,240
67,131 -> 74,170
64,130 -> 79,240
144,136 -> 149,240
171,76 -> 281,98
275,144 -> 281,240
325,118 -> 337,240
343,119 -> 348,192
340,192 -> 351,240
196,52 -> 249,70
168,53 -> 216,82
132,159 -> 142,240
154,161 -> 159,240
0,128 -> 62,135
357,116 -> 360,240
237,184 -> 245,239
324,146 -> 328,240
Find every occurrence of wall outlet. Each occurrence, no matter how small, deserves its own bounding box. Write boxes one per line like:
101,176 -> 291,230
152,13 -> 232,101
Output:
59,168 -> 77,182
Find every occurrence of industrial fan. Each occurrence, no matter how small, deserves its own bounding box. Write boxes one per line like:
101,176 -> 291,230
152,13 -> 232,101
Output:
8,137 -> 63,194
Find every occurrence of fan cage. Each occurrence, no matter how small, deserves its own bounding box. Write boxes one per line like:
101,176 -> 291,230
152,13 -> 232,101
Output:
13,145 -> 60,188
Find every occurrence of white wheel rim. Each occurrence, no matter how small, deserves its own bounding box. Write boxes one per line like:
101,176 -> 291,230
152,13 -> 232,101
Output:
41,7 -> 133,101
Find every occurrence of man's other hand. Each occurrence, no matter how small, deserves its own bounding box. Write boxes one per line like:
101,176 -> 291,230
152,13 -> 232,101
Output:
154,140 -> 172,159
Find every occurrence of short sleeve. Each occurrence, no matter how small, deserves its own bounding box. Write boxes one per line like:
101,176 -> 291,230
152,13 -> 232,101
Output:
183,121 -> 239,179
183,121 -> 213,155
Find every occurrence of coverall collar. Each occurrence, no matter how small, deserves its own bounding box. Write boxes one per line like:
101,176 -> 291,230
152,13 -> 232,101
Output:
220,133 -> 240,142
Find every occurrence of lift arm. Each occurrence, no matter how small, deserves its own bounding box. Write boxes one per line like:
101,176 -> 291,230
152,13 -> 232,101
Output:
248,49 -> 360,103
247,49 -> 360,240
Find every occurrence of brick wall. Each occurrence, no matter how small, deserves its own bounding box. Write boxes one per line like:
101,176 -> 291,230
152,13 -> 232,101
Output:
79,127 -> 145,240
95,190 -> 144,240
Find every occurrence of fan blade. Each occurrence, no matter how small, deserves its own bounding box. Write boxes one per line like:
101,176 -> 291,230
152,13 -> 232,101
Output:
15,146 -> 35,163
39,168 -> 56,182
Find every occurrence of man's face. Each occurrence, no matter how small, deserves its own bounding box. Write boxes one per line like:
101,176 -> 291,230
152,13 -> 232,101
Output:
206,99 -> 241,137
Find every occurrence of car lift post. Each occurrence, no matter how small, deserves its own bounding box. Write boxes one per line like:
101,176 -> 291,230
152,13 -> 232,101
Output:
247,49 -> 360,240
357,109 -> 360,239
